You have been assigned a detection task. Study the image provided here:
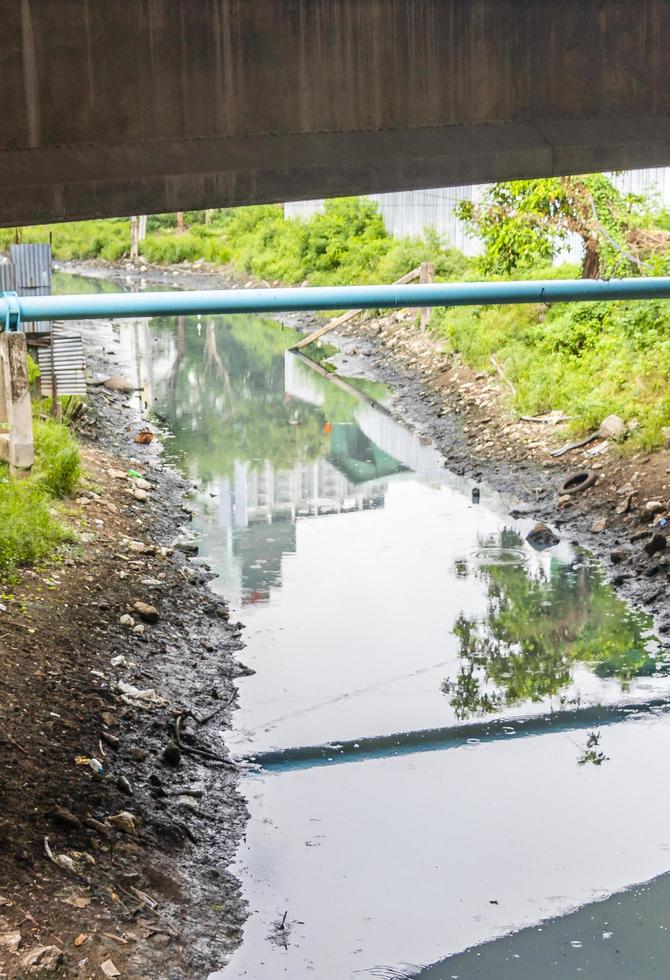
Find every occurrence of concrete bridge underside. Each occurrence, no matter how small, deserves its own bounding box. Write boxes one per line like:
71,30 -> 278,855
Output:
2,0 -> 670,227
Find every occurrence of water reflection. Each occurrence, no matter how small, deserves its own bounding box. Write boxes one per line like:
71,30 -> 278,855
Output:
146,315 -> 399,604
444,529 -> 661,719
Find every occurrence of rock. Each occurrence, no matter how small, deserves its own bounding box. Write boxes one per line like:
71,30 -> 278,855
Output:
0,929 -> 22,952
616,494 -> 634,515
162,741 -> 181,767
117,775 -> 133,795
509,502 -> 532,518
132,623 -> 146,636
132,601 -> 159,624
645,500 -> 665,515
100,732 -> 121,749
126,746 -> 147,762
526,522 -> 560,550
134,429 -> 154,445
126,540 -> 157,555
631,530 -> 652,543
590,518 -> 607,533
110,655 -> 128,668
109,468 -> 127,480
119,614 -> 135,627
19,945 -> 63,974
174,537 -> 199,556
598,414 -> 627,440
51,805 -> 81,829
104,375 -> 135,393
134,478 -> 152,491
610,549 -> 629,565
644,533 -> 667,557
106,811 -> 138,835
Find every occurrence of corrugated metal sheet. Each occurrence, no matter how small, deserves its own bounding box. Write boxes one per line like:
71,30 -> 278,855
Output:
0,262 -> 15,292
38,331 -> 86,397
10,243 -> 52,291
9,243 -> 52,332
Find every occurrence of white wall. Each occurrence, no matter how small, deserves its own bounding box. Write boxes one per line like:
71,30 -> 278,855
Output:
284,169 -> 670,266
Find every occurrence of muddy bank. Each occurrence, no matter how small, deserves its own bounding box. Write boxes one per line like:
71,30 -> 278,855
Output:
0,321 -> 249,976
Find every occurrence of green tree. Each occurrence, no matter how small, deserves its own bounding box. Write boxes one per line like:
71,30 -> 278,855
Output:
456,175 -> 644,279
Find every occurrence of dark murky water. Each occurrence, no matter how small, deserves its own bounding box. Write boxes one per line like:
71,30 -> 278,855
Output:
57,272 -> 670,978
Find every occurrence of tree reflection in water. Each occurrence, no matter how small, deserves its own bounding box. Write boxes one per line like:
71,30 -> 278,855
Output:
443,528 -> 663,719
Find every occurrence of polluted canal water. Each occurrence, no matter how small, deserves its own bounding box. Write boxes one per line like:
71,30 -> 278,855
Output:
59,272 -> 670,978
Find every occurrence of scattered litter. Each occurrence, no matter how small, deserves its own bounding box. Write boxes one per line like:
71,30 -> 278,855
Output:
519,410 -> 570,425
117,680 -> 166,707
44,837 -> 78,872
134,429 -> 154,445
89,758 -> 104,779
101,958 -> 121,977
551,433 -> 599,458
119,614 -> 135,628
559,470 -> 598,495
585,440 -> 609,458
73,934 -> 88,947
110,655 -> 128,669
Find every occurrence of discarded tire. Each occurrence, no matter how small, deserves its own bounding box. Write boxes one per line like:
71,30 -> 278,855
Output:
560,470 -> 598,495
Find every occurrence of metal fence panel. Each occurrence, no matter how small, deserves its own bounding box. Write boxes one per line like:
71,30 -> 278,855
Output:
10,243 -> 52,332
0,262 -> 15,291
37,331 -> 86,397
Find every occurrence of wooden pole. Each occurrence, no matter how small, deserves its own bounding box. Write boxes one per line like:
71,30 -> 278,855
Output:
290,265 -> 425,351
130,216 -> 139,262
419,261 -> 435,330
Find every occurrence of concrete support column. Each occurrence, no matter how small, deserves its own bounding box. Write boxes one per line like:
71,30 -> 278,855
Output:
0,332 -> 34,476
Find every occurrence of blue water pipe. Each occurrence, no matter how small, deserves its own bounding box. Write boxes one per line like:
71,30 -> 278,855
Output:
3,277 -> 670,328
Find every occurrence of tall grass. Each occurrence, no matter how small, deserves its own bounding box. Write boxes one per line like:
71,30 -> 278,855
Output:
0,418 -> 80,578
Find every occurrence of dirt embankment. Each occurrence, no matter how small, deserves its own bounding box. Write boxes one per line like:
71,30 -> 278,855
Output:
0,348 -> 249,977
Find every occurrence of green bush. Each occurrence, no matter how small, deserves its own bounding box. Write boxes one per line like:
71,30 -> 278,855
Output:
430,289 -> 670,448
